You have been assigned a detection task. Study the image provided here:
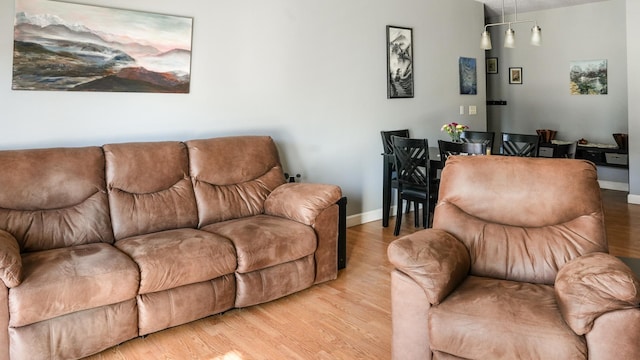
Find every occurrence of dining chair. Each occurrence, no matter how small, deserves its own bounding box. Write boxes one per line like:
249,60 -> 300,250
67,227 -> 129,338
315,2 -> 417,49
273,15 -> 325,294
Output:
380,129 -> 410,227
459,130 -> 495,154
500,132 -> 540,157
391,136 -> 435,236
438,140 -> 487,165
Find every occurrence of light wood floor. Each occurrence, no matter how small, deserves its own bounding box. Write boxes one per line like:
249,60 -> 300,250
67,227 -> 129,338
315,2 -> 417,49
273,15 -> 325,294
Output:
87,189 -> 640,360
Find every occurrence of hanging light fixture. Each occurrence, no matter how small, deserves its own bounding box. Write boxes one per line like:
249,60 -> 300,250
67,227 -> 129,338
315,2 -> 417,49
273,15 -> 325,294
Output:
504,27 -> 515,48
480,0 -> 542,50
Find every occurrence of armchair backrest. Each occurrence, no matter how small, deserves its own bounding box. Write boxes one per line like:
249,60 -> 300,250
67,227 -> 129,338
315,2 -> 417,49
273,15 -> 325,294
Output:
433,156 -> 607,285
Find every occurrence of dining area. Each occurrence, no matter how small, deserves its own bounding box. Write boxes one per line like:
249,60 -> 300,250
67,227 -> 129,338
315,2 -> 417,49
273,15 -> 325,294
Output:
380,126 -> 576,236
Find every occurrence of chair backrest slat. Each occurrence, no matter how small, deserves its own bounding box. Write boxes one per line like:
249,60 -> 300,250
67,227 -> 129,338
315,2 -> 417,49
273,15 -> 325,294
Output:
500,133 -> 540,157
381,129 -> 410,154
391,136 -> 429,188
438,140 -> 486,164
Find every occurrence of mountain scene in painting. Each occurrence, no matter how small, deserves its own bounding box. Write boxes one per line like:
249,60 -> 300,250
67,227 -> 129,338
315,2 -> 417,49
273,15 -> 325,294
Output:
12,2 -> 192,93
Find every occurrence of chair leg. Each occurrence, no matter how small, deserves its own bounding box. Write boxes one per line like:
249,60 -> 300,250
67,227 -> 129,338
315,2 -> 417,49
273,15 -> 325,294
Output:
423,198 -> 429,229
394,198 -> 403,236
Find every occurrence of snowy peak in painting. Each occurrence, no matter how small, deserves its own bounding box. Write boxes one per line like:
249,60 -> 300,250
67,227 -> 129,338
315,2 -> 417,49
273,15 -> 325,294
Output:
16,11 -> 92,33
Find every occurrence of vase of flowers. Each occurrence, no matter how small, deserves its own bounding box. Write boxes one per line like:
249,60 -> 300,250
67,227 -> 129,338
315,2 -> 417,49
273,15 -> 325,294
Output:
441,122 -> 469,142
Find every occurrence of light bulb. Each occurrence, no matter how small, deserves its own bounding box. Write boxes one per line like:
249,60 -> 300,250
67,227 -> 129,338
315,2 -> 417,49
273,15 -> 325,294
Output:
504,28 -> 515,48
531,25 -> 542,46
480,30 -> 492,50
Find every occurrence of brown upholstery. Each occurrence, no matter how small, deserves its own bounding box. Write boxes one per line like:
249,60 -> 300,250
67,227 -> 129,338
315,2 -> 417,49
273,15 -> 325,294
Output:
388,156 -> 640,360
0,136 -> 342,360
0,147 -> 114,252
187,137 -> 287,226
104,141 -> 198,240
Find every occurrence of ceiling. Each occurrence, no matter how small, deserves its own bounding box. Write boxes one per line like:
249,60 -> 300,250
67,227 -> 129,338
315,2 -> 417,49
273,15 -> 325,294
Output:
475,0 -> 610,18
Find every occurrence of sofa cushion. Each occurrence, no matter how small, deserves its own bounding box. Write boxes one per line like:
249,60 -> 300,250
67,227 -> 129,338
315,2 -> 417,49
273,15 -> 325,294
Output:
8,243 -> 139,327
429,276 -> 587,359
0,147 -> 114,252
104,141 -> 198,240
0,230 -> 22,288
115,228 -> 236,294
187,137 -> 286,227
202,215 -> 316,274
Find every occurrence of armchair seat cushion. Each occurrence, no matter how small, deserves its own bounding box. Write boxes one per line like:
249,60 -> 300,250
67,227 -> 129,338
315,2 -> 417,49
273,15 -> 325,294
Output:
429,276 -> 586,360
115,228 -> 237,294
9,243 -> 139,327
203,215 -> 316,273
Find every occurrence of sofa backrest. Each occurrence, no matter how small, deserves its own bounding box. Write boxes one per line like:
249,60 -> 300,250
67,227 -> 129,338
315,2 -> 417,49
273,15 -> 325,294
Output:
0,147 -> 114,252
433,155 -> 607,285
187,136 -> 286,227
104,141 -> 198,240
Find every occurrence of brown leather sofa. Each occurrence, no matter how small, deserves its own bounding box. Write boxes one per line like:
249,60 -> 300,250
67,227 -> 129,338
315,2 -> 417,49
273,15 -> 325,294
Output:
388,155 -> 640,360
0,136 -> 342,360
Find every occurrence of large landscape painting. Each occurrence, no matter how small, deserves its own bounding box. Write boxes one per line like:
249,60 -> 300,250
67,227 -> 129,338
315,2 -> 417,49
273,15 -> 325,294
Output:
12,0 -> 193,93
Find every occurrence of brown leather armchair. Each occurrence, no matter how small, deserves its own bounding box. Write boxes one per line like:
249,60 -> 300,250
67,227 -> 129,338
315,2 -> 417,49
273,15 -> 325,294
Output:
388,155 -> 640,360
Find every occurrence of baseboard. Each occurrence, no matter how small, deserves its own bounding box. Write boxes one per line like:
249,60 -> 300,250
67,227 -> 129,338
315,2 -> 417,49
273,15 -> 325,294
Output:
628,194 -> 640,205
347,207 -> 391,228
598,180 -> 629,192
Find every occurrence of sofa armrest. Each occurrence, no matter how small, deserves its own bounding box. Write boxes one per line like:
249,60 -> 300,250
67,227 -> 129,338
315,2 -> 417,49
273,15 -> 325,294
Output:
264,183 -> 342,226
387,229 -> 470,305
0,229 -> 22,288
555,252 -> 640,335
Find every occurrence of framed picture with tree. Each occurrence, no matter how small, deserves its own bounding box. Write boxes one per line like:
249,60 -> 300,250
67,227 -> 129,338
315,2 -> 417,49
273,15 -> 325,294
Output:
386,25 -> 414,98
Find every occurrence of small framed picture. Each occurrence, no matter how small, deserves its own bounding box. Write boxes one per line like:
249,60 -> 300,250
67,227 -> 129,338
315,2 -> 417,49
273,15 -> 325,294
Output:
486,57 -> 498,74
509,67 -> 523,84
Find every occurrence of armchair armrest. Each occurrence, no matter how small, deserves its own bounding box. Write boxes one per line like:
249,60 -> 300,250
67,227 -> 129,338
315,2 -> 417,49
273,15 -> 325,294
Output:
387,229 -> 470,305
0,229 -> 22,288
264,183 -> 342,226
555,252 -> 640,335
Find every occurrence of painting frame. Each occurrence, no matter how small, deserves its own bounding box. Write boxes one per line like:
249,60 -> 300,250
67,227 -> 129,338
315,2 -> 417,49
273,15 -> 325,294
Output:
12,0 -> 193,93
386,25 -> 414,99
570,59 -> 608,95
459,57 -> 477,95
486,57 -> 498,74
509,67 -> 523,84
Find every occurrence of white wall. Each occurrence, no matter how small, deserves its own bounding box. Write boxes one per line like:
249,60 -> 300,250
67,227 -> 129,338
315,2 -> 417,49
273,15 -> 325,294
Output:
627,0 -> 640,203
485,0 -> 629,185
0,0 -> 486,221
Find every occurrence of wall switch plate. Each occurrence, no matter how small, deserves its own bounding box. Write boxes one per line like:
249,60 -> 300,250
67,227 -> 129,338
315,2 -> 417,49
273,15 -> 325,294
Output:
469,105 -> 477,115
459,105 -> 465,115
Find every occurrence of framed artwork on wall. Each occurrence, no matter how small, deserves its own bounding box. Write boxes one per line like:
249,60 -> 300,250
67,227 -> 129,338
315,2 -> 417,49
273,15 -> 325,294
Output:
570,60 -> 608,95
12,0 -> 193,93
486,57 -> 498,74
386,25 -> 414,98
509,67 -> 523,84
459,57 -> 477,95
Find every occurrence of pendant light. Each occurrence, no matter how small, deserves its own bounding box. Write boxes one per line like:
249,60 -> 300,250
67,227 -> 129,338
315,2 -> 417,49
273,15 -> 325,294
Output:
480,0 -> 542,50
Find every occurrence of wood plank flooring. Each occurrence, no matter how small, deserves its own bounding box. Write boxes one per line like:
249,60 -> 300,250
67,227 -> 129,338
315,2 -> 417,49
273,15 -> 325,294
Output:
86,189 -> 640,360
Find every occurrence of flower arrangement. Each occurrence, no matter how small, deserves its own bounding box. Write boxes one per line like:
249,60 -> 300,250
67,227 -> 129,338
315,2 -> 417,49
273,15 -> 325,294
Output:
441,122 -> 469,142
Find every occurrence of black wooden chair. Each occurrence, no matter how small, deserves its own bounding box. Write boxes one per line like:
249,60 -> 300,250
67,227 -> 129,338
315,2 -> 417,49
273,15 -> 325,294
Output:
438,140 -> 487,165
381,129 -> 410,227
500,132 -> 540,157
391,136 -> 435,236
460,130 -> 495,154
